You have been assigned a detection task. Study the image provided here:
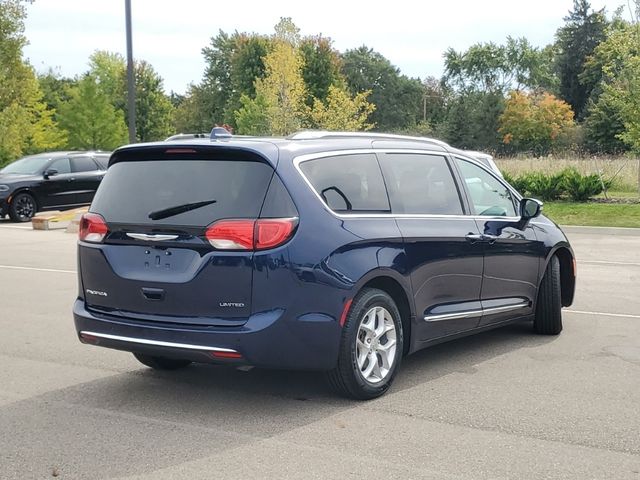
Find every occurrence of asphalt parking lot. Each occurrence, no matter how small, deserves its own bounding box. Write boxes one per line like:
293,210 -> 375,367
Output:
0,220 -> 639,479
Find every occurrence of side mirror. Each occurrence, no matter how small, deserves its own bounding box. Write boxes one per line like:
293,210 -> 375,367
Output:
43,168 -> 58,179
520,198 -> 543,221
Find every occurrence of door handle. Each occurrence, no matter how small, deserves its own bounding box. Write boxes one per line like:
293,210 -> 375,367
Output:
465,233 -> 484,244
482,234 -> 498,244
466,233 -> 498,244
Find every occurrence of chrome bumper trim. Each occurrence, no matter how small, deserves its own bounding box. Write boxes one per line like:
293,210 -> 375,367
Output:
80,331 -> 238,353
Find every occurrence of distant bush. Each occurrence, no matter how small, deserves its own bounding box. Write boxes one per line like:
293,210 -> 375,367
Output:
523,171 -> 566,200
503,168 -> 611,202
503,171 -> 531,195
561,168 -> 607,201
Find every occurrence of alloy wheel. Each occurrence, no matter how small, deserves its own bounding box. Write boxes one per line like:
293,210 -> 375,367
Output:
355,306 -> 397,384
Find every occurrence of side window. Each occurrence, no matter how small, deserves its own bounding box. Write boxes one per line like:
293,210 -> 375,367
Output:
94,155 -> 109,170
260,173 -> 298,218
455,158 -> 517,217
299,154 -> 390,213
71,156 -> 99,173
49,158 -> 71,174
378,153 -> 463,215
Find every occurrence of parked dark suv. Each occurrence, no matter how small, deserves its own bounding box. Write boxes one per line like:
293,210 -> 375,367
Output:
0,151 -> 109,222
73,130 -> 575,399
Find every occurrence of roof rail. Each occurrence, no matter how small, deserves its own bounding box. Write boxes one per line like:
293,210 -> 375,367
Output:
165,133 -> 209,141
288,130 -> 451,148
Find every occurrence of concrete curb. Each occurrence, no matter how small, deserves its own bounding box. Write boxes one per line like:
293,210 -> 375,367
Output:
561,225 -> 640,236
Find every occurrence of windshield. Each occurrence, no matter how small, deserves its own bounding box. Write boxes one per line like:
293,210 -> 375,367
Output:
1,155 -> 51,175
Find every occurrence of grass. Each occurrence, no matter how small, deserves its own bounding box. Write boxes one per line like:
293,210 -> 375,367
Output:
543,202 -> 640,228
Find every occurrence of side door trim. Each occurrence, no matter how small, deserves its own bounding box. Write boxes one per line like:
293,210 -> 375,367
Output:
424,300 -> 530,322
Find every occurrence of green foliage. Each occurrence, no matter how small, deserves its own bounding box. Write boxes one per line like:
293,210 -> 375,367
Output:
499,91 -> 575,154
522,171 -> 567,200
133,60 -> 174,142
0,0 -> 66,165
173,83 -> 217,133
341,46 -> 423,131
561,167 -> 605,201
439,91 -> 504,151
235,92 -> 270,135
554,0 -> 609,119
444,37 -> 556,94
300,35 -> 343,105
581,22 -> 640,152
502,171 -> 530,195
243,19 -> 308,136
505,168 -> 610,201
58,75 -> 127,150
83,51 -> 175,142
309,85 -> 374,131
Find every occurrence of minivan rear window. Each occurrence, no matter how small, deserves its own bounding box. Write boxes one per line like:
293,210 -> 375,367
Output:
90,160 -> 274,226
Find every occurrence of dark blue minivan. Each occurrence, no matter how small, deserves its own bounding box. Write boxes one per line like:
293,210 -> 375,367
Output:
73,131 -> 576,399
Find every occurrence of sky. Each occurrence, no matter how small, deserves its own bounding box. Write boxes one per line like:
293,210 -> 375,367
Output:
23,0 -> 630,95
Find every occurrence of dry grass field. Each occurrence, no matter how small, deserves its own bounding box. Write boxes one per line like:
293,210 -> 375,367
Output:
496,156 -> 640,195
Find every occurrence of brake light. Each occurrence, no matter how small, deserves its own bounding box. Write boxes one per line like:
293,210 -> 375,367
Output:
79,213 -> 109,243
205,218 -> 297,250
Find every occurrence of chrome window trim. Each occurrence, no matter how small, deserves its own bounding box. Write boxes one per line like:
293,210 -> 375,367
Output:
423,301 -> 529,322
80,331 -> 238,353
293,149 -> 522,221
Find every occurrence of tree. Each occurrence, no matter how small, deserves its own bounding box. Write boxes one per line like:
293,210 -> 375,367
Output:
554,0 -> 609,119
235,18 -> 308,135
444,37 -> 553,94
581,21 -> 640,152
605,57 -> 640,153
133,60 -> 174,141
300,35 -> 343,105
439,91 -> 504,151
173,83 -> 219,133
84,50 -> 173,142
235,91 -> 270,135
0,0 -> 65,164
58,75 -> 128,150
309,85 -> 374,131
341,46 -> 422,131
88,51 -> 126,110
499,91 -> 575,154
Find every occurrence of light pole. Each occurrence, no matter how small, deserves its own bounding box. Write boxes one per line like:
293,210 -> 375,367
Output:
125,0 -> 136,143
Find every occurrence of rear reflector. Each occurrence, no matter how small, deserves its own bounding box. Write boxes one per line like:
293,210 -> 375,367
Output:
339,298 -> 353,327
210,351 -> 243,359
205,217 -> 297,251
79,213 -> 109,243
79,332 -> 98,344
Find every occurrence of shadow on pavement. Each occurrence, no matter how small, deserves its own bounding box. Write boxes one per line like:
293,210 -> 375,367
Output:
0,322 -> 555,479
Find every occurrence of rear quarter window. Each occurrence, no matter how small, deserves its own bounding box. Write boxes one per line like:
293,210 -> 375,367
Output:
299,154 -> 390,213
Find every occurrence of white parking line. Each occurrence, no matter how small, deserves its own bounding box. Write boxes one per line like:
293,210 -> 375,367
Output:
566,310 -> 640,319
0,264 -> 76,274
0,224 -> 33,230
580,260 -> 640,267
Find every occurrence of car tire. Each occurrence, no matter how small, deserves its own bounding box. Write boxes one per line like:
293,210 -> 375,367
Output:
534,255 -> 563,335
9,192 -> 37,222
133,353 -> 192,370
326,288 -> 403,400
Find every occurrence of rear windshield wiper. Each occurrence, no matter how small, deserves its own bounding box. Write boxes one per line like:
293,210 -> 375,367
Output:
148,199 -> 217,220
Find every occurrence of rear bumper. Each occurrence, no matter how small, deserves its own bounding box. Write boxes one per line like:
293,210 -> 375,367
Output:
73,299 -> 342,370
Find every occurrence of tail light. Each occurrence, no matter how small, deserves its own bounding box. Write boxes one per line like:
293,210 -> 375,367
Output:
205,217 -> 297,250
79,213 -> 109,243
